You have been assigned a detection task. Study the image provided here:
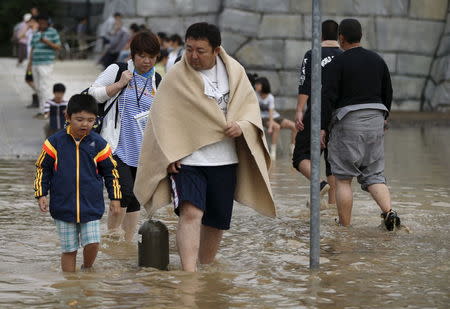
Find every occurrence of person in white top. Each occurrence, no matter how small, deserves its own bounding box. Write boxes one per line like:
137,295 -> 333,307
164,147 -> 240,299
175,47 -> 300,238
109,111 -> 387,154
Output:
166,23 -> 245,272
165,34 -> 184,71
255,77 -> 296,159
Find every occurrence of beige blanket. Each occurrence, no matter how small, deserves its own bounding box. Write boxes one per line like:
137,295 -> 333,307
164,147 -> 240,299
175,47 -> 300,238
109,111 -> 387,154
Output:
134,47 -> 276,218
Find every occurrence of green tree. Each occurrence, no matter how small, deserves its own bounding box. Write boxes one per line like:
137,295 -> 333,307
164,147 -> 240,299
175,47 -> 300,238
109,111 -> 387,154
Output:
0,0 -> 60,56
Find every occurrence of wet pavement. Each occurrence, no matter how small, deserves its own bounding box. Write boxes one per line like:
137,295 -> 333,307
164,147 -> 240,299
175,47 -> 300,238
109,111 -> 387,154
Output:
0,58 -> 100,159
0,58 -> 449,308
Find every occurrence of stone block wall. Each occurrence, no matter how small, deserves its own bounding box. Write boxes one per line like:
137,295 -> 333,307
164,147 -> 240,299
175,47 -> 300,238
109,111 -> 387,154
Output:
104,0 -> 449,112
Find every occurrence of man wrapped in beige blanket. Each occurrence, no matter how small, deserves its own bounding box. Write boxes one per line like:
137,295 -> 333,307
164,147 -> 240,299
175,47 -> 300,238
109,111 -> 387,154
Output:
134,23 -> 276,271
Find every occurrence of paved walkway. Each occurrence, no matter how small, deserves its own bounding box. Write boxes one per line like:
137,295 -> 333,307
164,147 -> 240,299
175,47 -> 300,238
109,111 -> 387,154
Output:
0,58 -> 101,159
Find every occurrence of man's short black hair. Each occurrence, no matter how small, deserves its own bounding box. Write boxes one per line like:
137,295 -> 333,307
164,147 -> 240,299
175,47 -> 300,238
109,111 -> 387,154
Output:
130,23 -> 139,33
185,22 -> 221,49
322,20 -> 338,41
338,19 -> 362,44
113,12 -> 122,18
247,73 -> 258,89
36,14 -> 50,21
169,34 -> 183,46
53,83 -> 66,93
67,94 -> 98,116
255,77 -> 271,94
157,32 -> 168,40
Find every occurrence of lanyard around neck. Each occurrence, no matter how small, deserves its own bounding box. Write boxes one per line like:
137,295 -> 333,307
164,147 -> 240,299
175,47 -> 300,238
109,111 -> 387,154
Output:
133,73 -> 150,108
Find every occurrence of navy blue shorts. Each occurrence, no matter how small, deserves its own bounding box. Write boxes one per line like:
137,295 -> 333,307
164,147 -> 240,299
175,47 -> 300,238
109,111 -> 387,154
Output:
170,164 -> 237,230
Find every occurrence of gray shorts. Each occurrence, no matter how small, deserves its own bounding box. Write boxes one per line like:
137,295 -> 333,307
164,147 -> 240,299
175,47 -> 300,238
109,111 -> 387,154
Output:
328,109 -> 386,191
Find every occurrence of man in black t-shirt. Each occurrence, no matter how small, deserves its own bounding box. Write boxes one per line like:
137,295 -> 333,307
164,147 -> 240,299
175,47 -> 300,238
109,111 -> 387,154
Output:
293,20 -> 342,206
322,19 -> 401,231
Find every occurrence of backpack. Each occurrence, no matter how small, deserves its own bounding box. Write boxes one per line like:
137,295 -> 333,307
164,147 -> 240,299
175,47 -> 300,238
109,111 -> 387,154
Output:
82,62 -> 162,133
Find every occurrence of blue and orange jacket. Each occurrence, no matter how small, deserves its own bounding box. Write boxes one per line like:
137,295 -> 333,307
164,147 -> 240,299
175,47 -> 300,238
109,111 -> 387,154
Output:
34,126 -> 121,223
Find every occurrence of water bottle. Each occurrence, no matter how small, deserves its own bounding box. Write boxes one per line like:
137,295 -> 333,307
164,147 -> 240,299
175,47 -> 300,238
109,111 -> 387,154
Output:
138,220 -> 169,270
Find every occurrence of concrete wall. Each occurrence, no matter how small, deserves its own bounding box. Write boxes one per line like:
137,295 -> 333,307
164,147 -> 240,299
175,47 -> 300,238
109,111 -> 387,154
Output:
104,0 -> 450,112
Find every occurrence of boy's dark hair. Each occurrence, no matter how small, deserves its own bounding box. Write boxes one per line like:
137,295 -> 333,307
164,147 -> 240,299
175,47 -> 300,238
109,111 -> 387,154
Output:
130,31 -> 160,59
67,94 -> 98,116
129,23 -> 139,33
113,12 -> 122,18
338,18 -> 362,43
169,34 -> 183,46
185,22 -> 221,49
255,77 -> 271,94
322,20 -> 339,41
53,83 -> 66,93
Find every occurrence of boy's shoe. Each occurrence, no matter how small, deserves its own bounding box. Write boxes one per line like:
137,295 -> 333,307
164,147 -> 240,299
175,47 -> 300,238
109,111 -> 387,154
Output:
320,181 -> 330,196
381,210 -> 401,231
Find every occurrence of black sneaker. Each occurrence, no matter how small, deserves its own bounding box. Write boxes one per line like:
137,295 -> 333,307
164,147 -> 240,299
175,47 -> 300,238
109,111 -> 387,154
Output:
320,181 -> 330,196
381,210 -> 401,231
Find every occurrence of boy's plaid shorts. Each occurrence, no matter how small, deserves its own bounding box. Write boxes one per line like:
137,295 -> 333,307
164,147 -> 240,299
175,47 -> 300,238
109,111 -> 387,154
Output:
54,219 -> 101,253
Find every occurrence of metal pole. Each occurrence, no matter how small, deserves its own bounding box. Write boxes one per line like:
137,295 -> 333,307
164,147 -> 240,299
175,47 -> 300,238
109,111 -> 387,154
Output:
310,0 -> 322,269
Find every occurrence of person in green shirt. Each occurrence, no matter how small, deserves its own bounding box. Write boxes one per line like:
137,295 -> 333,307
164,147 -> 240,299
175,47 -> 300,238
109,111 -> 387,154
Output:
27,14 -> 61,119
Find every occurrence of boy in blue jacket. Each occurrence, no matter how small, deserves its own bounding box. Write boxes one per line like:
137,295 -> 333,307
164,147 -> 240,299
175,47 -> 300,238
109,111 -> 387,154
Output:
34,94 -> 122,272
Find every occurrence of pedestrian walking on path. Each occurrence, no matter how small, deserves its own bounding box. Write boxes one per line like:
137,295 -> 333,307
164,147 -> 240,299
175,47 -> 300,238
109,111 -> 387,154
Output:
27,14 -> 61,118
134,22 -> 276,272
293,19 -> 343,206
88,31 -> 162,242
322,19 -> 401,230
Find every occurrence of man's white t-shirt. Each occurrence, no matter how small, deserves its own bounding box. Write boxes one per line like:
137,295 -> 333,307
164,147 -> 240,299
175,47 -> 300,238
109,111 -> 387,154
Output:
180,56 -> 239,166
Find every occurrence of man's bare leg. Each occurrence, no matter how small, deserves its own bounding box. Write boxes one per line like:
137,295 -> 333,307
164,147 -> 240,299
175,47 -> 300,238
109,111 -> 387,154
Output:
335,178 -> 353,226
82,243 -> 99,269
198,225 -> 223,265
298,159 -> 311,179
121,211 -> 140,242
327,175 -> 336,205
367,183 -> 391,213
176,203 -> 203,272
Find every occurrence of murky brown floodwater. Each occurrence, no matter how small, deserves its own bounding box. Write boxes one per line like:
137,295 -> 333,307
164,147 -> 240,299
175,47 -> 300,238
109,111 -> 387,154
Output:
0,127 -> 449,308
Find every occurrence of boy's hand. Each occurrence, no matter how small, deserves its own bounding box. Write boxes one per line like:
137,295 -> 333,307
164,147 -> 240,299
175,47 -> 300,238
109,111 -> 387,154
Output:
38,196 -> 48,212
109,200 -> 121,215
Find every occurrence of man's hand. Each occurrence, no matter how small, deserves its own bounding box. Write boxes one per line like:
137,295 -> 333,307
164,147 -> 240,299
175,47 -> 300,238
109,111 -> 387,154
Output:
167,161 -> 181,174
109,200 -> 121,215
295,110 -> 305,131
320,130 -> 327,149
38,196 -> 48,212
225,122 -> 242,138
118,70 -> 133,88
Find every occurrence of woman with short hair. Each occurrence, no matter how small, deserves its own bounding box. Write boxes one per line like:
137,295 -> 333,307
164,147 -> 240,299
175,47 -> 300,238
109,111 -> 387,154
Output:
89,31 -> 162,241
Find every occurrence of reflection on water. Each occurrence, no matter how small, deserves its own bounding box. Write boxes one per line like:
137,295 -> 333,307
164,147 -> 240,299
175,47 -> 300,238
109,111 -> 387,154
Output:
0,127 -> 449,308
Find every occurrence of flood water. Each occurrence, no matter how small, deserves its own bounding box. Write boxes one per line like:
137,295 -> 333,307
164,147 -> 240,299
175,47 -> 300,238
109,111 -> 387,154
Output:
0,127 -> 449,308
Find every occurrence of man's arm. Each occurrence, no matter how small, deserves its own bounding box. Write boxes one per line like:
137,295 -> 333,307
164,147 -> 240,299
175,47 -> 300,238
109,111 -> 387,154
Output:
381,62 -> 393,115
297,51 -> 311,131
295,94 -> 308,131
40,37 -> 60,51
321,60 -> 340,131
